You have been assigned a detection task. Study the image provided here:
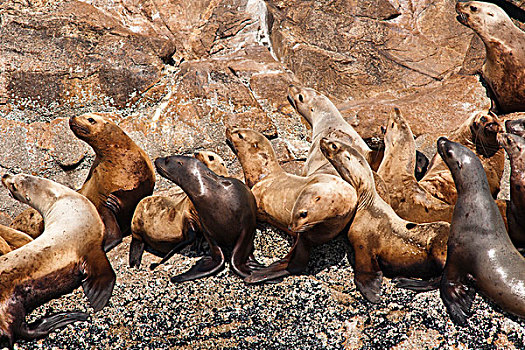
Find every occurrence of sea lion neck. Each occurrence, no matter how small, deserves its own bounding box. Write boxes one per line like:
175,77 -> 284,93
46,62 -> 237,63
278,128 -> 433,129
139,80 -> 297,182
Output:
235,146 -> 283,188
88,128 -> 133,159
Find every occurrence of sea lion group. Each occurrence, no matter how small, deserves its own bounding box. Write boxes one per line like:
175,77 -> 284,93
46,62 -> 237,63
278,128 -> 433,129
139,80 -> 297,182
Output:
2,0 -> 525,347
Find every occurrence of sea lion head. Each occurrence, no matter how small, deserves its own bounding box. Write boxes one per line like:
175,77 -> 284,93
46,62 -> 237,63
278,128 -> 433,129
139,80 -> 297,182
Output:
69,113 -> 127,151
2,174 -> 61,213
383,108 -> 412,148
505,119 -> 525,138
287,85 -> 337,126
320,137 -> 373,192
456,1 -> 512,38
437,137 -> 488,193
155,155 -> 216,197
470,111 -> 502,157
194,151 -> 229,177
225,127 -> 278,188
498,133 -> 525,167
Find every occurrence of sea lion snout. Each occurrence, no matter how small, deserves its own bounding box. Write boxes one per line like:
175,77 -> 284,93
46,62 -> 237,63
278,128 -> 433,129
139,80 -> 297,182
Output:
506,119 -> 525,137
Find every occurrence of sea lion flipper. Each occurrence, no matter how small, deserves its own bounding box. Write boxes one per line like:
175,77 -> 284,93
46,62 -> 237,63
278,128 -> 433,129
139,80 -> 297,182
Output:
99,205 -> 122,252
440,276 -> 475,326
393,276 -> 441,292
16,312 -> 88,341
0,235 -> 11,255
81,250 -> 116,312
129,237 -> 145,268
170,243 -> 225,283
354,251 -> 383,303
150,229 -> 197,270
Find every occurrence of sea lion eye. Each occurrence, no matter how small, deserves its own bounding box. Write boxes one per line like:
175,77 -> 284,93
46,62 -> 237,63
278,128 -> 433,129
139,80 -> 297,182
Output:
238,133 -> 244,140
299,211 -> 308,218
208,155 -> 215,161
298,94 -> 304,103
470,5 -> 477,12
87,117 -> 96,124
480,116 -> 487,123
488,12 -> 494,17
331,143 -> 337,150
253,143 -> 258,148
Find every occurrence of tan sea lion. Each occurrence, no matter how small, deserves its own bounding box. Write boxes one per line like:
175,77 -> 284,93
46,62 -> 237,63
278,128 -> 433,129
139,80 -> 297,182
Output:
154,155 -> 261,281
456,1 -> 525,114
320,136 -> 449,303
419,110 -> 504,205
287,85 -> 390,203
225,128 -> 357,283
129,151 -> 229,268
377,108 -> 454,223
0,225 -> 32,256
0,174 -> 115,348
11,113 -> 156,251
397,138 -> 525,325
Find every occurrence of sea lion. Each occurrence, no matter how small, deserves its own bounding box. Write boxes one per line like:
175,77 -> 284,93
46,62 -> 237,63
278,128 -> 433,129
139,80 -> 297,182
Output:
226,128 -> 357,283
506,118 -> 525,137
11,113 -> 156,251
498,133 -> 525,248
419,110 -> 504,205
320,136 -> 449,303
456,1 -> 525,114
377,108 -> 454,223
287,85 -> 390,203
415,151 -> 430,181
154,154 -> 260,281
0,225 -> 32,256
129,151 -> 229,268
397,138 -> 525,325
0,174 -> 115,348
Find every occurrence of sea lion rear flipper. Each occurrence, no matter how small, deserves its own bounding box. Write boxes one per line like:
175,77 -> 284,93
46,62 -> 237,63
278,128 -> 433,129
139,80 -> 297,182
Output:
440,275 -> 475,326
99,204 -> 122,252
81,249 -> 116,312
16,312 -> 88,341
170,240 -> 225,283
150,228 -> 197,270
393,276 -> 441,292
354,250 -> 383,303
129,236 -> 145,268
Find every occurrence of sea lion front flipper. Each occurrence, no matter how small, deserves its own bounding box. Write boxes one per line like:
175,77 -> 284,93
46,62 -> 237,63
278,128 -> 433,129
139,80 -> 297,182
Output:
440,274 -> 475,326
99,202 -> 122,252
16,312 -> 88,341
150,228 -> 197,270
0,236 -> 11,255
81,249 -> 116,312
393,276 -> 441,292
129,236 -> 145,268
170,238 -> 225,283
0,225 -> 33,250
353,250 -> 383,303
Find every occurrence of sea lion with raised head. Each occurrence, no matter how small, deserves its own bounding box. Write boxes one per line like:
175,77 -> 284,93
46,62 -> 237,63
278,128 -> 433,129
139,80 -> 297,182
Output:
377,108 -> 454,222
226,128 -> 357,283
154,154 -> 260,281
129,151 -> 229,268
0,174 -> 115,348
456,1 -> 525,114
11,113 -> 156,252
320,136 -> 449,303
397,138 -> 525,325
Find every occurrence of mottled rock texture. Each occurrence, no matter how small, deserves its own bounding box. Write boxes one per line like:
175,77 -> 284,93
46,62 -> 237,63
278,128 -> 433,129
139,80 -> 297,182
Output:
1,0 -> 525,348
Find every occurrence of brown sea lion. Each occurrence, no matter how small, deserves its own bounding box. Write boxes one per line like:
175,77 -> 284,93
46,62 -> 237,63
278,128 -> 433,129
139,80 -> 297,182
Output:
11,113 -> 156,252
397,138 -> 525,325
0,174 -> 115,348
506,118 -> 525,138
377,108 -> 454,223
320,137 -> 449,303
0,225 -> 32,255
225,128 -> 357,283
419,111 -> 504,205
456,1 -> 525,114
287,85 -> 390,203
154,154 -> 260,282
129,151 -> 229,268
498,132 -> 525,248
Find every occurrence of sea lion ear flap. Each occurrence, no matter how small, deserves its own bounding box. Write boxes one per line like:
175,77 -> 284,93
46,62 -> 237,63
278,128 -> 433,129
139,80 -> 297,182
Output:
80,249 -> 116,312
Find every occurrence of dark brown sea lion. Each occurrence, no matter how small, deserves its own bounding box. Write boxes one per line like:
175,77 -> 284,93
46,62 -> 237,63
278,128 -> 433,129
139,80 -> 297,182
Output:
420,110 -> 504,205
320,137 -> 449,303
154,154 -> 260,282
397,138 -> 525,325
0,174 -> 115,348
287,85 -> 390,203
129,151 -> 229,268
225,128 -> 357,283
0,225 -> 32,256
498,132 -> 525,248
11,113 -> 156,252
377,108 -> 454,223
456,1 -> 525,114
